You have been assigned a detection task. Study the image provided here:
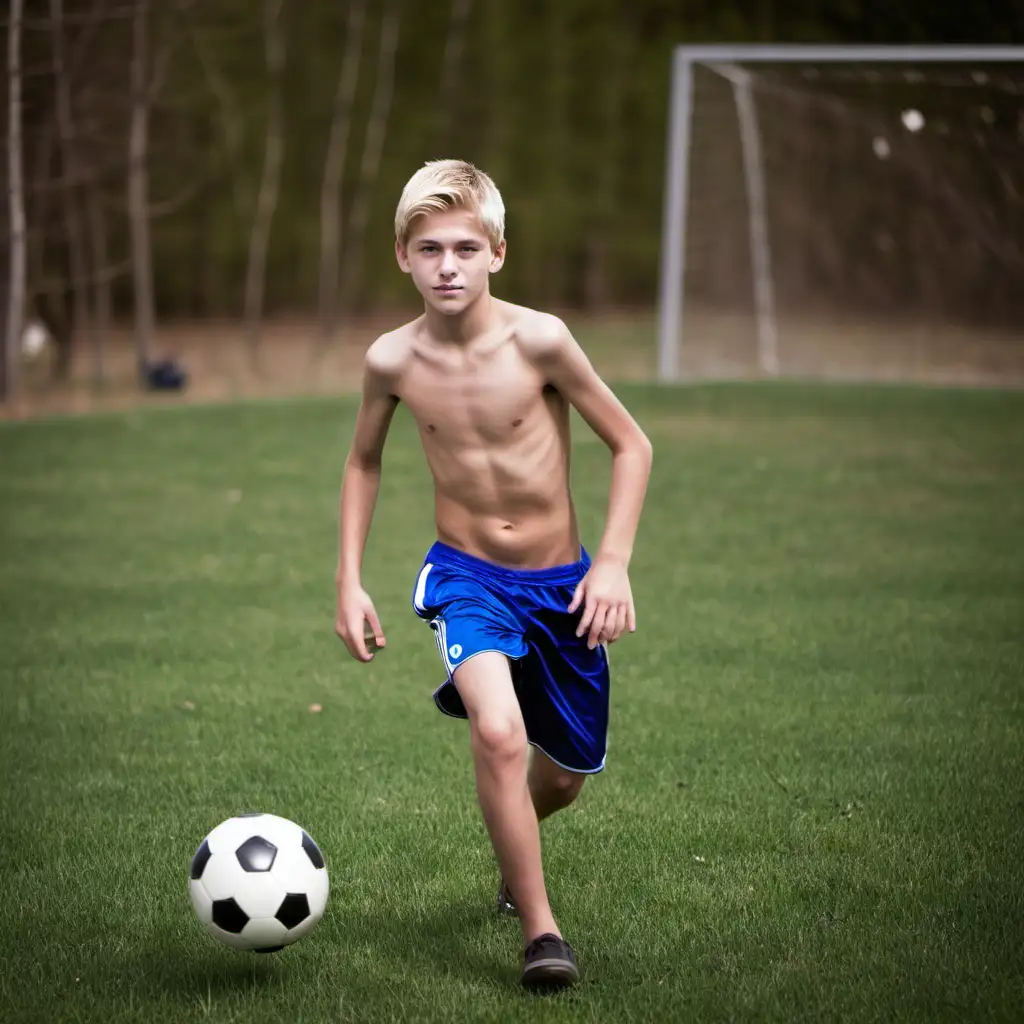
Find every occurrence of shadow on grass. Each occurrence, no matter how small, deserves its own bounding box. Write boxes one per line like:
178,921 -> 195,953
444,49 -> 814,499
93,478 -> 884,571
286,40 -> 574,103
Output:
115,937 -> 287,1003
110,896 -> 584,1013
333,893 -> 520,989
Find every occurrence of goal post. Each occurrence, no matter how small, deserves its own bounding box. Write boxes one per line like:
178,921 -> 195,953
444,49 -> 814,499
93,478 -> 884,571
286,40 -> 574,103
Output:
656,45 -> 1024,384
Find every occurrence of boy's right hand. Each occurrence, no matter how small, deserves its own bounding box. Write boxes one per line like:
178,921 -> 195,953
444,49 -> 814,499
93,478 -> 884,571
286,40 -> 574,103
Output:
335,585 -> 387,662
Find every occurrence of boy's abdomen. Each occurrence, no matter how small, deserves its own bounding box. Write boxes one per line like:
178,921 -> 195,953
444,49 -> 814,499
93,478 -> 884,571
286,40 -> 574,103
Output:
434,492 -> 580,571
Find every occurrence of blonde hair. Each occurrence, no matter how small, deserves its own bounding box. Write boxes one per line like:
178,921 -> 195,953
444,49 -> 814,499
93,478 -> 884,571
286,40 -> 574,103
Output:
395,159 -> 505,250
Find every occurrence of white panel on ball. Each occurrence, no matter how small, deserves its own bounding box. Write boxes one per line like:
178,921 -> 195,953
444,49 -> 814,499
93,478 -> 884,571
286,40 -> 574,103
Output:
271,845 -> 320,896
188,879 -> 213,924
241,917 -> 289,951
233,872 -> 288,920
198,852 -> 245,903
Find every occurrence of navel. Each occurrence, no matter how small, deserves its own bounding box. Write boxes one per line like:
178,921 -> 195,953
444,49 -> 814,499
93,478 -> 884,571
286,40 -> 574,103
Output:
512,418 -> 523,428
425,424 -> 436,433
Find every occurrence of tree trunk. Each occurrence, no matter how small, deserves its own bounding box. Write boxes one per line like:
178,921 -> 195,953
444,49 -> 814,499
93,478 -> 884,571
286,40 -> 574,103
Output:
544,2 -> 569,307
583,2 -> 633,311
4,0 -> 26,402
128,0 -> 156,373
433,0 -> 474,154
340,1 -> 401,316
51,0 -> 92,381
318,0 -> 367,341
85,181 -> 110,389
243,0 -> 287,372
482,0 -> 510,186
186,15 -> 251,222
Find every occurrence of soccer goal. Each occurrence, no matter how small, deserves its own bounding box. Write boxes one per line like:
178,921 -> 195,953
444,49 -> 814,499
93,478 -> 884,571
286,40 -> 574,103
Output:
656,45 -> 1024,385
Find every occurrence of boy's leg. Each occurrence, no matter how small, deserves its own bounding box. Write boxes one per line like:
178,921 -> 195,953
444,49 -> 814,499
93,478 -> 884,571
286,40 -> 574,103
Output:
497,751 -> 586,915
452,651 -> 560,944
497,749 -> 586,914
528,747 -> 586,822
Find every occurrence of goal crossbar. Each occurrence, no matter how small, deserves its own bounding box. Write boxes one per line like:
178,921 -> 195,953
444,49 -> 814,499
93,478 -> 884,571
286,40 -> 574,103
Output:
656,44 -> 1024,381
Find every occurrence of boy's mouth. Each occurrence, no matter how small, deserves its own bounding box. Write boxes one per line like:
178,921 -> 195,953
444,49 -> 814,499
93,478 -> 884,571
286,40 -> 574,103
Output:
434,284 -> 461,293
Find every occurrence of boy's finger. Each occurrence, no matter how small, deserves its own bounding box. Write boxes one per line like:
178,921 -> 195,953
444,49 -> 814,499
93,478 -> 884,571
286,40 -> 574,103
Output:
576,597 -> 595,637
626,602 -> 637,633
365,608 -> 386,648
608,605 -> 627,643
587,604 -> 609,649
567,581 -> 584,614
353,632 -> 372,661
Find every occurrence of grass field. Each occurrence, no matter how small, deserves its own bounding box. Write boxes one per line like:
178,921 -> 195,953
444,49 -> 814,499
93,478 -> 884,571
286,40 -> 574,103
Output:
2,382 -> 1023,1023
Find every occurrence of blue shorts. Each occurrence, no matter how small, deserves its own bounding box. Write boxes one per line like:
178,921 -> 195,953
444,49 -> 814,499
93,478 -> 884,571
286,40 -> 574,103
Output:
411,541 -> 610,774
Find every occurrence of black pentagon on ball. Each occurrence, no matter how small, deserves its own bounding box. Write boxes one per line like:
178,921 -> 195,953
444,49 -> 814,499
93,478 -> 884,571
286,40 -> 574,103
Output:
301,831 -> 325,869
190,839 -> 212,880
236,835 -> 277,872
211,898 -> 249,934
254,945 -> 285,954
275,893 -> 310,929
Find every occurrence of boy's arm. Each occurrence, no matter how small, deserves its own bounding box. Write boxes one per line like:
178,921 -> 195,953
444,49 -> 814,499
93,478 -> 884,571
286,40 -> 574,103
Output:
528,318 -> 653,647
335,346 -> 400,661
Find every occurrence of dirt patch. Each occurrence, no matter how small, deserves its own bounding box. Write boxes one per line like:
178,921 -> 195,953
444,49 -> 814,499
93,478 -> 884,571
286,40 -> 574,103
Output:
3,317 -> 383,421
4,308 -> 1022,422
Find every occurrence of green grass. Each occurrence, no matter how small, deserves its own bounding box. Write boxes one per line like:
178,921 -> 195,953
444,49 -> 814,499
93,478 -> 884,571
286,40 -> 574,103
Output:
1,383 -> 1023,1023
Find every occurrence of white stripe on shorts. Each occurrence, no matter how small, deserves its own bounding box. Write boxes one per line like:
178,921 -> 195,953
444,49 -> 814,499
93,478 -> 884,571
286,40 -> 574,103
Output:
413,562 -> 433,613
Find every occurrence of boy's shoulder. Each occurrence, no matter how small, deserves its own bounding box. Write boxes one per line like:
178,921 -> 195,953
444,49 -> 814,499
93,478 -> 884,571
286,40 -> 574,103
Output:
500,301 -> 573,362
363,318 -> 421,379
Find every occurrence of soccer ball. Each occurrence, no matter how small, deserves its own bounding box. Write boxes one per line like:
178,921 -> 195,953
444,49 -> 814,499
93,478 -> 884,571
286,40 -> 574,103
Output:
188,813 -> 329,953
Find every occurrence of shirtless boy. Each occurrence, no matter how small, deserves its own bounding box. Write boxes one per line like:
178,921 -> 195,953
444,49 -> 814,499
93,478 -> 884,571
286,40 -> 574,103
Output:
334,160 -> 652,989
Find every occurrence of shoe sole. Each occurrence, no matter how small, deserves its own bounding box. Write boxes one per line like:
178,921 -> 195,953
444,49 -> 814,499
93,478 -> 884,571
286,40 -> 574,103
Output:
521,959 -> 580,990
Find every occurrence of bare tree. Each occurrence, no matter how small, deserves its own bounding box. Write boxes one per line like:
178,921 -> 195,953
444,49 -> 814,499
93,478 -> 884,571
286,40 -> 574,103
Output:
85,178 -> 110,388
185,15 -> 251,222
74,0 -> 115,389
4,0 -> 26,402
243,0 -> 287,371
482,0 -> 510,186
544,1 -> 569,306
128,0 -> 156,373
340,1 -> 401,316
51,0 -> 92,380
583,1 -> 634,310
433,0 -> 474,153
318,0 -> 367,342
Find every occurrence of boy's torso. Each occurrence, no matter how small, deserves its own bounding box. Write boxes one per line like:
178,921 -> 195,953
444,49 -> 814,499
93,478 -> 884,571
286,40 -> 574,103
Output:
382,301 -> 579,570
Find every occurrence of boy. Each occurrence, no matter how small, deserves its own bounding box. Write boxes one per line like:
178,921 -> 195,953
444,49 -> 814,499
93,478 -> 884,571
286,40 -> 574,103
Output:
334,160 -> 652,989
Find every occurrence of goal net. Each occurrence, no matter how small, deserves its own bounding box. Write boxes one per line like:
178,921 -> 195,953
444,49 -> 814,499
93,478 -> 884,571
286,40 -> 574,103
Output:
657,46 -> 1024,385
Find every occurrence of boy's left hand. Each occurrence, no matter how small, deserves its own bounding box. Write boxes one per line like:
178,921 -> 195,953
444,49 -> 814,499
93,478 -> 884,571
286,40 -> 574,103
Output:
568,555 -> 636,649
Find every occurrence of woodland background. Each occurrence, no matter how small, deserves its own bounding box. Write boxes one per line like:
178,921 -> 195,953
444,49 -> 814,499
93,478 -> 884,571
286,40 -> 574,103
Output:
3,0 -> 1024,400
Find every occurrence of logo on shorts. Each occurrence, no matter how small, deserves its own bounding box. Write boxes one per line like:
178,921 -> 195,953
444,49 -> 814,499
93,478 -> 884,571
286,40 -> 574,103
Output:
448,643 -> 463,661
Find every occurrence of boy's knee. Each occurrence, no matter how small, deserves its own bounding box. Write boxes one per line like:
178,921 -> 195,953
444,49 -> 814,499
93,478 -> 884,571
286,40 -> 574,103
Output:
529,753 -> 587,811
547,769 -> 586,807
471,715 -> 527,768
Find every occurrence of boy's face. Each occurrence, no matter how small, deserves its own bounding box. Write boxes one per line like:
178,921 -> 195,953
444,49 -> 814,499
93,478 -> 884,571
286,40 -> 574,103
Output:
396,207 -> 505,316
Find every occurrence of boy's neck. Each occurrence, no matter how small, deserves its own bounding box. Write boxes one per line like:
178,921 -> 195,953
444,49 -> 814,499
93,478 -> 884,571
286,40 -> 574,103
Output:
424,291 -> 497,344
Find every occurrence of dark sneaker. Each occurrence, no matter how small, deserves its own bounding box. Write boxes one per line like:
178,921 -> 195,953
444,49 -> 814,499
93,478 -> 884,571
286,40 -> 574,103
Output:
496,878 -> 518,917
521,932 -> 580,990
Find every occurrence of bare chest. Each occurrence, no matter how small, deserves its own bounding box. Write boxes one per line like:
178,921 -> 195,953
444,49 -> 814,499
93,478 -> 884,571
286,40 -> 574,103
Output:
400,347 -> 550,444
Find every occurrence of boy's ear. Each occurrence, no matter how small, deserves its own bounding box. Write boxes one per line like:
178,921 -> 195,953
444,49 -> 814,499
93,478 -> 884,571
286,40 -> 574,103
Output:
395,239 -> 411,273
489,239 -> 506,274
